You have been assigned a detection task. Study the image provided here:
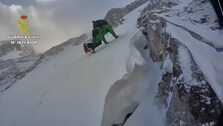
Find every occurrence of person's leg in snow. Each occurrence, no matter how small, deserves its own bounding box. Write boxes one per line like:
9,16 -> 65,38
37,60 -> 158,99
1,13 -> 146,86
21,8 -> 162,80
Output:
92,37 -> 102,53
89,29 -> 99,53
98,28 -> 108,44
89,28 -> 105,53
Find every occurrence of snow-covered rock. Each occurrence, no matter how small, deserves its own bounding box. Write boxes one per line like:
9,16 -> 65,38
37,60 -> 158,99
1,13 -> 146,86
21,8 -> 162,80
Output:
137,0 -> 223,125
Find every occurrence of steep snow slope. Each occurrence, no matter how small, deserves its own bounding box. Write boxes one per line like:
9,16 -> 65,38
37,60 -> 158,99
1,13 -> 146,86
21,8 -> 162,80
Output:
0,2 -> 156,126
123,48 -> 164,126
101,33 -> 162,126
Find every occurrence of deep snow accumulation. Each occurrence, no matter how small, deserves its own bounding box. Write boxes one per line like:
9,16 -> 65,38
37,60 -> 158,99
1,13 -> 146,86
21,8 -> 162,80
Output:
0,2 -> 164,126
1,0 -> 223,126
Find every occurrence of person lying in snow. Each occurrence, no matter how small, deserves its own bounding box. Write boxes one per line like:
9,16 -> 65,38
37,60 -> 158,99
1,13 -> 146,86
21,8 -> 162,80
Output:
83,19 -> 118,54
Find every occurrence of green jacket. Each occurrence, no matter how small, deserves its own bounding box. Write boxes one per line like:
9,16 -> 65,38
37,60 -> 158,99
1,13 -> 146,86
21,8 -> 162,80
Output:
93,24 -> 117,44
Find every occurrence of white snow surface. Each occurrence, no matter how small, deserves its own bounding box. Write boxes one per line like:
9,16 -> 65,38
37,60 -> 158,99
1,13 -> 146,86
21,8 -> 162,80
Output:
124,48 -> 163,126
162,54 -> 173,74
166,20 -> 223,103
157,0 -> 223,103
171,0 -> 193,10
164,7 -> 223,103
0,2 -> 163,126
178,45 -> 199,86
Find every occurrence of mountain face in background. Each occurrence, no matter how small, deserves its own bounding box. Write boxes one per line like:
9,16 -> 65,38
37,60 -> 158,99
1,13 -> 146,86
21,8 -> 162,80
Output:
104,0 -> 149,27
0,41 -> 35,61
0,0 -> 222,126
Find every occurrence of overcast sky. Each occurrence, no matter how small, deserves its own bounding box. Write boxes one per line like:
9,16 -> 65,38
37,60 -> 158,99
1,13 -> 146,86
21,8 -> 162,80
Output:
0,0 -> 135,52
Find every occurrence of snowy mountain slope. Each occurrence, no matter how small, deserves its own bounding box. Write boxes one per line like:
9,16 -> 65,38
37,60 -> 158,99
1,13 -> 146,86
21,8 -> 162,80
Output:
0,56 -> 41,92
137,0 -> 223,125
158,0 -> 223,103
104,0 -> 149,27
0,49 -> 21,60
0,41 -> 36,61
161,0 -> 223,48
1,0 -> 222,126
0,2 -> 161,126
0,41 -> 23,60
0,34 -> 88,94
165,22 -> 223,103
122,41 -> 164,126
101,33 -> 162,126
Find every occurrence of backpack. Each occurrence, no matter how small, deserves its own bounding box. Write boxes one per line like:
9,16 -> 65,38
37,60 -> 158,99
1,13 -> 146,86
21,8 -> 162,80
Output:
92,19 -> 108,28
92,28 -> 99,38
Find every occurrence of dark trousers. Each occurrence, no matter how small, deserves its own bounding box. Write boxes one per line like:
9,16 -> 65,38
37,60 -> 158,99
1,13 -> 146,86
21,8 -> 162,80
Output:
216,109 -> 223,126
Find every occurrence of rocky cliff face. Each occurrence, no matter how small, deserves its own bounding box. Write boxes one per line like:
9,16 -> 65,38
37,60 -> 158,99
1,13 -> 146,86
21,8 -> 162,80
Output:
137,0 -> 222,125
104,0 -> 149,27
